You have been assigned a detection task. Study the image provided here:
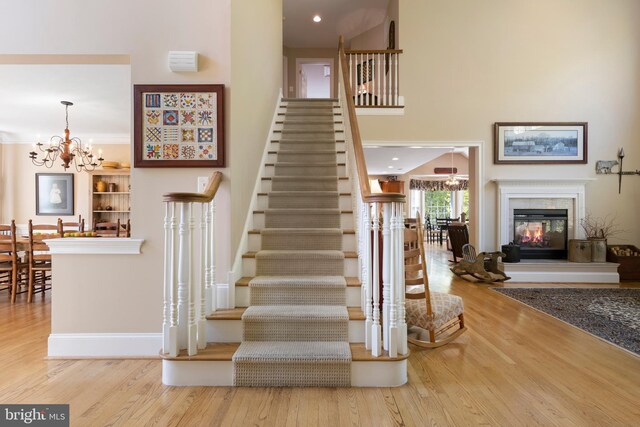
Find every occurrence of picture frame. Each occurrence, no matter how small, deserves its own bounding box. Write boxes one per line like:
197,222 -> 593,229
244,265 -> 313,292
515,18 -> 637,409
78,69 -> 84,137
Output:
356,59 -> 374,85
36,173 -> 74,216
494,122 -> 588,164
133,84 -> 225,168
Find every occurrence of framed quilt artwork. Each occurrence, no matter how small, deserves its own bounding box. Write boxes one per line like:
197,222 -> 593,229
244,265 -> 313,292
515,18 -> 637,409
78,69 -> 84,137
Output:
134,84 -> 224,167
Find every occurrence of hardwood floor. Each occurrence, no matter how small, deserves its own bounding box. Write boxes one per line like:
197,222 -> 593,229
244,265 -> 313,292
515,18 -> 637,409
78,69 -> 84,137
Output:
1,245 -> 639,426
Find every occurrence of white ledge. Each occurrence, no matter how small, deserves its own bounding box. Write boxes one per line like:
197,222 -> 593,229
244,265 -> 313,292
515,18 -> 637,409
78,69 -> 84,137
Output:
356,107 -> 404,116
492,178 -> 596,185
45,238 -> 144,255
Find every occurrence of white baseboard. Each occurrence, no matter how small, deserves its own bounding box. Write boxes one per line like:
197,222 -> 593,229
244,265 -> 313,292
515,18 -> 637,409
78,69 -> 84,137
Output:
48,333 -> 162,357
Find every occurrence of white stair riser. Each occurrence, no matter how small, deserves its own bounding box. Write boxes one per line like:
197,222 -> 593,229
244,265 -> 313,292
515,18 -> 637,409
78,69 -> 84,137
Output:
267,152 -> 346,163
264,165 -> 347,177
270,142 -> 346,152
260,179 -> 351,193
205,319 -> 364,343
256,194 -> 352,211
234,285 -> 361,308
252,212 -> 354,229
242,256 -> 358,277
248,232 -> 356,252
162,358 -> 407,387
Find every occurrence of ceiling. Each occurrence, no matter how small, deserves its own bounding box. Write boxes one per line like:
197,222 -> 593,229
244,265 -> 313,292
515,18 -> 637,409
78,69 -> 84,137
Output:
364,146 -> 469,176
0,64 -> 131,144
283,0 -> 390,48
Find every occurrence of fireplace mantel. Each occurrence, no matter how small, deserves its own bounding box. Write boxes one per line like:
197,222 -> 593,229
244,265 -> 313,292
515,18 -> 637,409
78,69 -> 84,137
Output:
492,178 -> 596,247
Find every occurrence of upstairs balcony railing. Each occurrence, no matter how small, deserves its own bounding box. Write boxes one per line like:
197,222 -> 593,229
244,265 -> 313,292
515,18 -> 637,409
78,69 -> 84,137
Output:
339,36 -> 408,358
344,48 -> 403,108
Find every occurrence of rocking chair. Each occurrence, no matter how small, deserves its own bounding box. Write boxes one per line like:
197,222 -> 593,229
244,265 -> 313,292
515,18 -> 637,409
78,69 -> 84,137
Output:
404,214 -> 467,348
450,244 -> 511,283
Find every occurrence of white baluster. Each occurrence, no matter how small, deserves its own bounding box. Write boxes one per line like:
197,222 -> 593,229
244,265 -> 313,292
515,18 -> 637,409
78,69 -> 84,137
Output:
381,202 -> 391,351
365,53 -> 369,107
382,53 -> 387,106
394,53 -> 399,106
163,202 -> 178,357
169,204 -> 178,355
177,203 -> 189,350
187,203 -> 197,356
210,200 -> 217,312
349,53 -> 353,104
371,202 -> 382,356
396,53 -> 400,106
397,202 -> 408,355
198,202 -> 207,350
388,202 -> 398,357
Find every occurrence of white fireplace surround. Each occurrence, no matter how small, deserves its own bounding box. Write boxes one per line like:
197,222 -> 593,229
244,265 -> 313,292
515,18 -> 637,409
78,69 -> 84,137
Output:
493,179 -> 596,247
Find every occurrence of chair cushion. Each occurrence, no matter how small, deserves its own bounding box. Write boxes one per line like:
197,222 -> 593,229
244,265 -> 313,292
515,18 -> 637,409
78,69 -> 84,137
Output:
406,292 -> 464,331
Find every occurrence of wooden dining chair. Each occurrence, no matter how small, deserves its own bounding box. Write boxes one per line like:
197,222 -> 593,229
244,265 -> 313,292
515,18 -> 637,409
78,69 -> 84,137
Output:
0,221 -> 27,301
58,214 -> 85,235
27,220 -> 59,303
94,219 -> 121,237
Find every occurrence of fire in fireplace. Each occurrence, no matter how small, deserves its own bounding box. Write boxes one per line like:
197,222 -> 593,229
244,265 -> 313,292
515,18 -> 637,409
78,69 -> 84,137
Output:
513,209 -> 568,259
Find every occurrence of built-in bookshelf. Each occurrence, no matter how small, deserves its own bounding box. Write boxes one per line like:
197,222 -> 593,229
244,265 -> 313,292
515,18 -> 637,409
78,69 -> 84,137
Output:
89,169 -> 131,229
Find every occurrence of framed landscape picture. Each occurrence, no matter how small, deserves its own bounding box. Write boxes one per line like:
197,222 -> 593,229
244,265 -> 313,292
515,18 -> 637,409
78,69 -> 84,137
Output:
36,173 -> 74,216
133,84 -> 225,168
494,122 -> 588,164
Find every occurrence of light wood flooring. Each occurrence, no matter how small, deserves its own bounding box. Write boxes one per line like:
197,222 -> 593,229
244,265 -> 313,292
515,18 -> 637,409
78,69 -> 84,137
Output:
1,244 -> 639,426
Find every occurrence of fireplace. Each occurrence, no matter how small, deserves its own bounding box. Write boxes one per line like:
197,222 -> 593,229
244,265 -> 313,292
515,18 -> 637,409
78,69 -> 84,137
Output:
513,209 -> 568,259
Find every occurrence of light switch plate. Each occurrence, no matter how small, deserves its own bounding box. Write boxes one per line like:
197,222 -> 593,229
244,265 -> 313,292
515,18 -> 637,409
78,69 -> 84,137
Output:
197,176 -> 208,192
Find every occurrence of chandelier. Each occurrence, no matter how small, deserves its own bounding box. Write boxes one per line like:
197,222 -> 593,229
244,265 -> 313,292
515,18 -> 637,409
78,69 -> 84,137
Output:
29,101 -> 104,171
444,148 -> 459,188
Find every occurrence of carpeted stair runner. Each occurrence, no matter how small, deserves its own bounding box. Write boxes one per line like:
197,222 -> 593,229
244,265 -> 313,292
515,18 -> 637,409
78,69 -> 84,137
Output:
232,99 -> 352,386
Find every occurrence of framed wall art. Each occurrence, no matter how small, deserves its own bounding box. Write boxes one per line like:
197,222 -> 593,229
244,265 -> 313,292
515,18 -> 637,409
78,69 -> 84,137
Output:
36,173 -> 74,216
134,84 -> 225,167
494,122 -> 588,164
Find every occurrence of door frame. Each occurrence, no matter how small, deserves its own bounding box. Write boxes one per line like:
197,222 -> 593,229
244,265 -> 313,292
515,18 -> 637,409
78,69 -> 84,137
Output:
295,58 -> 334,99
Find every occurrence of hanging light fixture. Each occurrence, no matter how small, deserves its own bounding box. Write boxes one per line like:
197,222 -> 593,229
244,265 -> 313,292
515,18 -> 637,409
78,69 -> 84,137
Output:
29,101 -> 103,171
444,148 -> 459,188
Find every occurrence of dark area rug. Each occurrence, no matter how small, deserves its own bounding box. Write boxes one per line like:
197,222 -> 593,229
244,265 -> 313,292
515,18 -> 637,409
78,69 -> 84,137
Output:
492,288 -> 640,355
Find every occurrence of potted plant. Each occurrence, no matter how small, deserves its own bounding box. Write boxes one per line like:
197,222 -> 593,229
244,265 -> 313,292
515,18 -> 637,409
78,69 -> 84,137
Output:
580,214 -> 621,262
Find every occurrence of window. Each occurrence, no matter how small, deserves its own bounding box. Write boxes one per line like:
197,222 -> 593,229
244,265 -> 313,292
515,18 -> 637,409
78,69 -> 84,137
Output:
424,191 -> 451,223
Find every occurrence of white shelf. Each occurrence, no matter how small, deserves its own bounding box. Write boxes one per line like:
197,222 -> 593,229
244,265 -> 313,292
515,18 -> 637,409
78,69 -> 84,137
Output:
94,192 -> 131,195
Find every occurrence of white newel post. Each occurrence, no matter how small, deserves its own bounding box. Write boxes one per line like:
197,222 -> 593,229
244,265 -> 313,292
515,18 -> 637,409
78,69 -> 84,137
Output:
396,202 -> 408,355
362,200 -> 372,350
163,202 -> 178,357
177,203 -> 190,350
388,202 -> 398,357
187,203 -> 197,356
371,202 -> 382,356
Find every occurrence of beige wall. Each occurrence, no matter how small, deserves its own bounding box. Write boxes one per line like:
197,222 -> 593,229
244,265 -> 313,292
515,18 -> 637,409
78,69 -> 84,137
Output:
1,0 -> 233,335
0,144 -> 130,225
358,0 -> 640,249
283,47 -> 338,98
399,152 -> 469,196
349,24 -> 385,50
230,0 -> 282,256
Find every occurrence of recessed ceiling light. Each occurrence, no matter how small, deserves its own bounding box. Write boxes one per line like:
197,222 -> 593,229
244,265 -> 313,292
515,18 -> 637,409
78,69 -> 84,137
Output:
388,166 -> 394,169
392,157 -> 399,161
313,15 -> 321,23
409,146 -> 423,149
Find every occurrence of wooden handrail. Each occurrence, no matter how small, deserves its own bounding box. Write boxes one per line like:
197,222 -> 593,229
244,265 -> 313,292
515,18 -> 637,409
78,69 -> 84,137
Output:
163,171 -> 223,203
338,36 -> 405,205
345,49 -> 404,54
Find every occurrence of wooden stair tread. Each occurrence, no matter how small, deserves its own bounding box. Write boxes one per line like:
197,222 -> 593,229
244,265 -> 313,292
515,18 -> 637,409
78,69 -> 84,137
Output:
264,163 -> 346,166
161,343 -> 408,362
206,307 -> 364,321
261,177 -> 349,180
271,139 -> 346,143
248,228 -> 355,234
236,276 -> 361,287
268,151 -> 346,154
256,192 -> 351,196
253,208 -> 353,214
242,251 -> 357,258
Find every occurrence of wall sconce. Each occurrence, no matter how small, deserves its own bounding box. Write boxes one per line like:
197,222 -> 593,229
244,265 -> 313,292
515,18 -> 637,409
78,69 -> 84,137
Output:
168,51 -> 199,72
595,147 -> 640,193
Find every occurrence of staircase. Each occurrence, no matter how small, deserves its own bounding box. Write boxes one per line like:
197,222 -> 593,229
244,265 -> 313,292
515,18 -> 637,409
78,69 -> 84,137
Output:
161,98 -> 408,387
